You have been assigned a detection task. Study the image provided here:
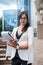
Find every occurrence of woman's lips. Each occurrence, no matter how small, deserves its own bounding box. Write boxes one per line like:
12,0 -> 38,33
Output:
22,21 -> 25,23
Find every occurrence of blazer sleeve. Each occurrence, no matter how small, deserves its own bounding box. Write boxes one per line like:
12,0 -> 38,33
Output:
11,28 -> 15,38
11,27 -> 18,38
27,27 -> 34,48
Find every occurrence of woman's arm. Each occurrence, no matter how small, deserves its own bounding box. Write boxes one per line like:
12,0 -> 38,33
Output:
28,27 -> 34,48
7,40 -> 28,49
19,43 -> 28,49
18,27 -> 34,50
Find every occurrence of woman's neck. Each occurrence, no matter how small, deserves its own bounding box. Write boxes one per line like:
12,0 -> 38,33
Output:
19,25 -> 24,29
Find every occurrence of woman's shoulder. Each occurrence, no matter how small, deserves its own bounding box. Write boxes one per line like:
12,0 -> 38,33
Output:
13,27 -> 19,31
11,27 -> 19,35
27,26 -> 34,35
27,26 -> 34,31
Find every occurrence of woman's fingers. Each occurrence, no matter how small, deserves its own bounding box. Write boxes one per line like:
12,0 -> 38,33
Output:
7,41 -> 17,47
7,42 -> 11,46
7,39 -> 17,48
10,39 -> 17,43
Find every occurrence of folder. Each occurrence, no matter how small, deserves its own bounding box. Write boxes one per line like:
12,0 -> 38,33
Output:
1,31 -> 19,46
1,31 -> 13,41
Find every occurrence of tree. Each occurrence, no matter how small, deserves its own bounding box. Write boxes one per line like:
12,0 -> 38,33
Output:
0,18 -> 2,36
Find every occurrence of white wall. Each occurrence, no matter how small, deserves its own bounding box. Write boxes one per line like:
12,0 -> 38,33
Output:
31,0 -> 37,28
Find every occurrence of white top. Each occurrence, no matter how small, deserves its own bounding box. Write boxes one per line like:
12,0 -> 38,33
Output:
6,26 -> 34,64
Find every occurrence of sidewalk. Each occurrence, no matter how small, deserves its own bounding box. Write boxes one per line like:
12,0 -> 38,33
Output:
34,37 -> 43,65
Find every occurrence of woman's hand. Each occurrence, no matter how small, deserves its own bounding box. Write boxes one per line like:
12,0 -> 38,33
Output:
7,39 -> 17,48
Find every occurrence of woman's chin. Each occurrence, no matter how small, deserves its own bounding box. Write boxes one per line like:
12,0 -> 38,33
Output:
21,23 -> 26,26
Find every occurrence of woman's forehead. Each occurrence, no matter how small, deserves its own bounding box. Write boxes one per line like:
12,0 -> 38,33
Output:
21,14 -> 27,17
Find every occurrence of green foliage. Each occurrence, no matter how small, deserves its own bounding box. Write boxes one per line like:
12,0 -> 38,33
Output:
0,18 -> 2,36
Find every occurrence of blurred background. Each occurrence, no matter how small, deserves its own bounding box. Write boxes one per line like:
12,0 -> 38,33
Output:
0,0 -> 43,65
0,0 -> 31,32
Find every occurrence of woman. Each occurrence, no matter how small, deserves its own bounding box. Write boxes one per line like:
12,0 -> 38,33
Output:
6,11 -> 34,65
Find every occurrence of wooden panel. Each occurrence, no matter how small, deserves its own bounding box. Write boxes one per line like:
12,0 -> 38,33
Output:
37,24 -> 43,39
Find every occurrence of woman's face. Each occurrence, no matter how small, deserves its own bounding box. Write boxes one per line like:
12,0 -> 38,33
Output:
20,14 -> 27,26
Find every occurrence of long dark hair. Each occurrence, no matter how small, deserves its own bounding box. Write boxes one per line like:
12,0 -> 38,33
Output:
18,11 -> 30,32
